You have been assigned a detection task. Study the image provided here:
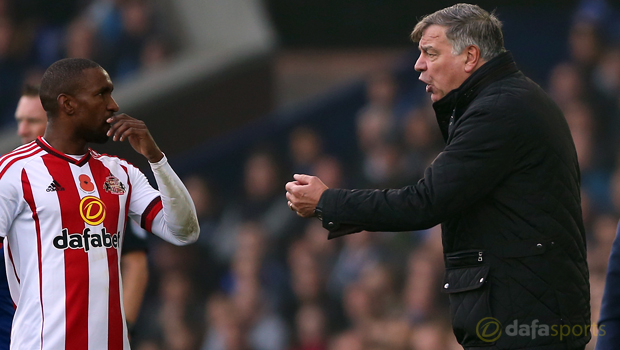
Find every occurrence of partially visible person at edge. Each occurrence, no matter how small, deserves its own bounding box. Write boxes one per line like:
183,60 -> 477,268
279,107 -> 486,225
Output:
286,4 -> 590,350
0,85 -> 151,349
596,220 -> 620,349
0,58 -> 200,349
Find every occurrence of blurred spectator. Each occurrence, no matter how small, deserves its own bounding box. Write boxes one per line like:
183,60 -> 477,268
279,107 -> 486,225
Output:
564,101 -> 596,170
232,278 -> 289,350
65,17 -> 96,59
201,293 -> 248,350
301,220 -> 338,267
311,155 -> 345,189
288,126 -> 323,175
14,84 -> 46,144
366,71 -> 398,111
593,46 -> 620,99
358,263 -> 401,319
563,101 -> 615,213
327,231 -> 381,300
284,238 -> 343,331
212,150 -> 295,263
409,318 -> 459,350
328,331 -> 363,350
220,222 -> 289,313
589,214 -> 619,276
0,0 -> 9,18
342,281 -> 376,330
288,240 -> 327,307
364,318 -> 410,350
356,105 -> 395,154
361,141 -> 409,189
404,255 -> 436,321
289,303 -> 328,350
548,62 -> 584,107
400,103 -> 444,183
158,271 -> 202,350
112,0 -> 154,79
136,339 -> 163,350
140,35 -> 171,71
0,16 -> 22,125
569,19 -> 604,72
184,174 -> 221,246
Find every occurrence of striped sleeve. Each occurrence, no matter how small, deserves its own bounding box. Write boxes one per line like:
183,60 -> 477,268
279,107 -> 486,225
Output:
0,151 -> 33,238
124,163 -> 161,232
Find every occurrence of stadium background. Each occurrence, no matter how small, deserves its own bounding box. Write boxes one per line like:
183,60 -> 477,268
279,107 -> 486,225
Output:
0,0 -> 618,349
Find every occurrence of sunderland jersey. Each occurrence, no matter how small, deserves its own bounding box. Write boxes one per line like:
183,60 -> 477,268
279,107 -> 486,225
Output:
0,137 -> 163,350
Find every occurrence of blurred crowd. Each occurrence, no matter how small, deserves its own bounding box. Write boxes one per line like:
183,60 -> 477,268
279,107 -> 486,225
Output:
0,0 -> 175,127
132,3 -> 620,350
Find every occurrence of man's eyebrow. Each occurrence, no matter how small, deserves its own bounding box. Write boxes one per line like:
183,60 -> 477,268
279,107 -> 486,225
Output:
419,45 -> 434,52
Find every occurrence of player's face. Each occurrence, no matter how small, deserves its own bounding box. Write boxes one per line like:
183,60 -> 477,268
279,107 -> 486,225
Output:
72,67 -> 119,143
15,95 -> 47,144
414,25 -> 470,102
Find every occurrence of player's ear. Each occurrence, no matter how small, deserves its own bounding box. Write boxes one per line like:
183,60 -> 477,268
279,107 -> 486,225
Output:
57,94 -> 75,115
464,45 -> 481,73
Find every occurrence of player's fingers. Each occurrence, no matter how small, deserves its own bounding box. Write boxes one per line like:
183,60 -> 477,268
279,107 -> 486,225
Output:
107,117 -> 135,135
289,185 -> 307,198
111,123 -> 132,142
285,181 -> 295,193
286,191 -> 297,203
118,127 -> 138,142
286,181 -> 304,194
293,174 -> 313,184
108,113 -> 134,122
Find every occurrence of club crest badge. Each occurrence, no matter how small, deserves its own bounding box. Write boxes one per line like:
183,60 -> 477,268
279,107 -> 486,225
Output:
103,174 -> 126,195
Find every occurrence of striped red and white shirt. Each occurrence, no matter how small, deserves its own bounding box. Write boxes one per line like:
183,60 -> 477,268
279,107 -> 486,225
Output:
0,137 -> 199,350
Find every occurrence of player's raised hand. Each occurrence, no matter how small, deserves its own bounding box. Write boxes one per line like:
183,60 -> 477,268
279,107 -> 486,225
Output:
285,174 -> 328,217
107,114 -> 163,163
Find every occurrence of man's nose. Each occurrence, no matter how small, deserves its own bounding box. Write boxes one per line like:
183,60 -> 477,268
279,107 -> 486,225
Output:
17,123 -> 26,136
108,97 -> 119,112
414,55 -> 426,72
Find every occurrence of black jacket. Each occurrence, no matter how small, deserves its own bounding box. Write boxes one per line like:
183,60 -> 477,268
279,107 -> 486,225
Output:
317,52 -> 591,349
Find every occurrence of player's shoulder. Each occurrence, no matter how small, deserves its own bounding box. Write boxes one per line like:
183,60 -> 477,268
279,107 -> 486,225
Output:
0,141 -> 47,181
90,149 -> 139,170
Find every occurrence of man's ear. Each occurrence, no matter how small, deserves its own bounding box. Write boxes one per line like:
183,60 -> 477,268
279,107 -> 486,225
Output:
57,94 -> 75,115
464,45 -> 482,73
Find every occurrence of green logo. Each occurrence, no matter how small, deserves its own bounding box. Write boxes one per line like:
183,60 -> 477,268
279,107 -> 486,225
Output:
477,317 -> 502,342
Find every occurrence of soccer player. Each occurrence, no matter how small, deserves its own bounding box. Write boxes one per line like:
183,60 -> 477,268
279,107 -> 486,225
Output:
0,84 -> 152,349
0,58 -> 200,349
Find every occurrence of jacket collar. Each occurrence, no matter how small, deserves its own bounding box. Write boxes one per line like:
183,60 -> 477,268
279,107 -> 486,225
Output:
432,51 -> 519,141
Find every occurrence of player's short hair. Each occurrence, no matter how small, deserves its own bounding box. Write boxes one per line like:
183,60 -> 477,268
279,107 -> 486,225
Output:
39,58 -> 102,117
21,84 -> 40,98
410,3 -> 506,61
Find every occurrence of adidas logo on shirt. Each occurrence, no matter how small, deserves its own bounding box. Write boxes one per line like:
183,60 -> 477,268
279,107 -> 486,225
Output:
46,180 -> 65,192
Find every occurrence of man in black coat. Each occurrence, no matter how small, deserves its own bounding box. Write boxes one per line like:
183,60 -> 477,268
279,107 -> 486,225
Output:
286,4 -> 590,350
